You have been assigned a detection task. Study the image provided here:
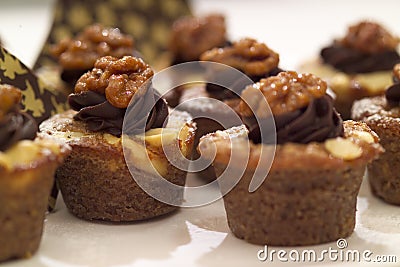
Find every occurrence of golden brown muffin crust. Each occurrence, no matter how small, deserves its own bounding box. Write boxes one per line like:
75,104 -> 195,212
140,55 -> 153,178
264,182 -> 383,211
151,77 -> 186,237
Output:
352,95 -> 400,135
199,121 -> 383,171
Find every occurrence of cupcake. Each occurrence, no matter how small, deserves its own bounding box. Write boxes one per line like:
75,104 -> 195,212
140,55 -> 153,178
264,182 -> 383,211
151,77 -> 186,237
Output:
48,24 -> 136,91
169,38 -> 283,181
198,71 -> 383,246
0,84 -> 69,261
39,56 -> 196,221
300,20 -> 400,119
352,63 -> 400,205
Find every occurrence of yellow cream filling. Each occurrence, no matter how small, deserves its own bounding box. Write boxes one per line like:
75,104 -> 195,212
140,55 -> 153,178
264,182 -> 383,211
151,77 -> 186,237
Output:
300,60 -> 393,97
123,125 -> 192,176
123,137 -> 169,177
0,140 -> 61,171
51,125 -> 192,177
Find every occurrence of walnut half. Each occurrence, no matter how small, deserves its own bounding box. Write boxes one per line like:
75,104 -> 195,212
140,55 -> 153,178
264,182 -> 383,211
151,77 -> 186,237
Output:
0,84 -> 22,120
340,21 -> 399,54
74,56 -> 154,108
50,24 -> 135,70
169,14 -> 227,62
239,71 -> 327,117
200,38 -> 279,77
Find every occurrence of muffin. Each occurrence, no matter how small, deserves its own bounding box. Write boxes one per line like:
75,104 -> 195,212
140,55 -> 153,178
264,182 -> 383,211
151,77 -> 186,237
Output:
39,56 -> 196,221
0,84 -> 69,261
169,38 -> 283,181
352,63 -> 400,204
46,24 -> 136,91
198,71 -> 383,246
300,20 -> 400,119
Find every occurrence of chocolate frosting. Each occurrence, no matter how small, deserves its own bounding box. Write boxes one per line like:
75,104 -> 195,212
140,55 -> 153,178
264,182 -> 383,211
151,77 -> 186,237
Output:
385,82 -> 400,105
68,86 -> 168,137
0,110 -> 38,151
244,95 -> 343,144
321,44 -> 400,74
206,67 -> 283,100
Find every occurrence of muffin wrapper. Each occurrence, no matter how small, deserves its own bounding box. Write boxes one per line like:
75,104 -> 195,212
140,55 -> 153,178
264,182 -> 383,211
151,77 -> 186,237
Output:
214,163 -> 366,246
0,162 -> 59,261
367,128 -> 400,205
55,133 -> 194,222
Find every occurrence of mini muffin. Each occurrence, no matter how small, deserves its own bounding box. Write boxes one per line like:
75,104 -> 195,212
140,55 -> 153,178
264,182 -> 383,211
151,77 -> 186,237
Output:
169,38 -> 282,181
0,84 -> 69,261
300,20 -> 400,119
39,56 -> 196,222
352,63 -> 400,205
47,24 -> 136,91
199,71 -> 383,246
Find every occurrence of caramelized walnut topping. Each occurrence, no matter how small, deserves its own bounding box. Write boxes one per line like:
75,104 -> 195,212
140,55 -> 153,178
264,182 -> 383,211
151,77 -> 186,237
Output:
0,84 -> 38,151
50,24 -> 135,70
170,14 -> 227,62
75,56 -> 154,108
200,38 -> 279,76
0,84 -> 22,120
239,71 -> 327,117
340,21 -> 399,54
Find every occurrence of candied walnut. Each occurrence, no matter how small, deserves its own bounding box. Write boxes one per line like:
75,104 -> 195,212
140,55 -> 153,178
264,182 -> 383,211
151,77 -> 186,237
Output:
75,56 -> 154,108
170,14 -> 227,62
239,71 -> 327,117
0,84 -> 22,120
200,38 -> 279,76
393,63 -> 400,82
340,21 -> 399,54
50,24 -> 134,70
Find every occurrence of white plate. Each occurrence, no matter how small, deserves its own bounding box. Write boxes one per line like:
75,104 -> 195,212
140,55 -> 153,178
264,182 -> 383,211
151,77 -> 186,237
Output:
1,1 -> 400,266
2,176 -> 400,267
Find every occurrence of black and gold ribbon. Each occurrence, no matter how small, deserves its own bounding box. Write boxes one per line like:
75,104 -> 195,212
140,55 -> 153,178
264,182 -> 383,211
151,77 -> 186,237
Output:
34,0 -> 191,71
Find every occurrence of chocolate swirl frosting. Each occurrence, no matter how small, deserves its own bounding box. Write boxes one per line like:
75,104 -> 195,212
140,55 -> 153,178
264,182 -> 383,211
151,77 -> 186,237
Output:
68,86 -> 169,137
202,38 -> 282,99
206,67 -> 283,100
321,44 -> 400,74
245,95 -> 343,144
0,109 -> 37,151
321,21 -> 400,74
385,76 -> 400,105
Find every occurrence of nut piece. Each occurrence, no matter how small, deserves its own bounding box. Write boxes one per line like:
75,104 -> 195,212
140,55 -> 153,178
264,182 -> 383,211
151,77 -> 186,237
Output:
50,24 -> 134,70
170,14 -> 226,62
324,138 -> 362,160
200,38 -> 279,76
393,63 -> 400,82
351,130 -> 375,143
239,71 -> 327,117
340,21 -> 399,54
0,84 -> 22,120
75,56 -> 154,108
